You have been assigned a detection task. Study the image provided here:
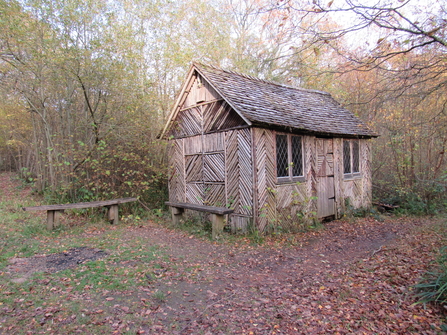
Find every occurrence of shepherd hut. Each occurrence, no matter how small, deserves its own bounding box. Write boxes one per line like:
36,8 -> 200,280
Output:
160,63 -> 378,233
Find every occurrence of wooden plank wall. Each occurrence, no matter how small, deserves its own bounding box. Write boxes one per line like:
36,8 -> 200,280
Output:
253,128 -> 277,232
361,140 -> 372,208
304,136 -> 318,218
167,72 -> 374,231
183,75 -> 220,109
168,139 -> 185,203
339,139 -> 372,212
225,128 -> 253,232
276,183 -> 307,230
167,73 -> 254,230
333,138 -> 343,218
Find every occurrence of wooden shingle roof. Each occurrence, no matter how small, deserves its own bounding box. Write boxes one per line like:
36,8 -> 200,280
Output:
194,63 -> 378,138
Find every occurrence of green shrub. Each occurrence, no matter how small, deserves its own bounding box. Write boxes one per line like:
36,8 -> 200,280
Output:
414,246 -> 447,305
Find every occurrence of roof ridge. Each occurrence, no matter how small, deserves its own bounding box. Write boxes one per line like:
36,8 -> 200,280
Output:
193,62 -> 330,96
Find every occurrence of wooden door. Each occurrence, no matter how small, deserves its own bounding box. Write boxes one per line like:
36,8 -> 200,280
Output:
316,138 -> 336,218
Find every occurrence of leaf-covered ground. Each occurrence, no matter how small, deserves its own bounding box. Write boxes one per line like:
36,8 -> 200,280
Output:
1,173 -> 447,334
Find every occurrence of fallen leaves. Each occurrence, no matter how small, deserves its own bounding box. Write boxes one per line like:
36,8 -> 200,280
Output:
2,170 -> 447,334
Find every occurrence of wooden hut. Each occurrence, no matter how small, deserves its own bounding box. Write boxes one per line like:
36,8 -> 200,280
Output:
160,63 -> 378,232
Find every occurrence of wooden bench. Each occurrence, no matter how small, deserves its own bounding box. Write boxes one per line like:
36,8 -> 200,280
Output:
165,202 -> 233,239
23,197 -> 138,230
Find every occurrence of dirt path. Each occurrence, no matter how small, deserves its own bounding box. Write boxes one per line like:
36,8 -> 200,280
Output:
119,216 -> 441,334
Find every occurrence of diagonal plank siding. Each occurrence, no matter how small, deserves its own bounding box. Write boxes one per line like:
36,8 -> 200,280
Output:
204,101 -> 245,132
168,139 -> 185,202
225,128 -> 253,232
237,128 -> 253,216
333,138 -> 343,218
304,136 -> 318,218
362,140 -> 372,208
254,128 -> 276,232
339,139 -> 372,212
165,65 -> 375,233
170,107 -> 202,138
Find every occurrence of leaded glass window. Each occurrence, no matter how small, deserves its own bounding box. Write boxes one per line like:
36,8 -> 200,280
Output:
343,139 -> 361,178
291,136 -> 303,177
276,135 -> 288,177
276,133 -> 304,182
353,141 -> 360,173
343,141 -> 351,174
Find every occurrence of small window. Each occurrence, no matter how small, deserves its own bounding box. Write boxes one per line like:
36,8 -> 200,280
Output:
276,133 -> 304,182
343,139 -> 361,178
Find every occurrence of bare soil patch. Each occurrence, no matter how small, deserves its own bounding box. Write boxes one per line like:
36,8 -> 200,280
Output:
7,247 -> 108,283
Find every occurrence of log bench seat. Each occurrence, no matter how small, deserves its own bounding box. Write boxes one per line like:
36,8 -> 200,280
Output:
165,201 -> 233,239
23,197 -> 138,230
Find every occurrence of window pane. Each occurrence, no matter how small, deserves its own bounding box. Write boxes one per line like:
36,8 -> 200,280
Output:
343,141 -> 351,174
352,141 -> 360,173
276,135 -> 288,177
291,136 -> 303,176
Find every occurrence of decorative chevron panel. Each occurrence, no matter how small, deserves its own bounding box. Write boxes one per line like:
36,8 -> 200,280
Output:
186,183 -> 204,204
204,153 -> 225,182
237,128 -> 253,216
170,107 -> 202,138
254,128 -> 276,232
225,128 -> 253,231
185,155 -> 202,182
225,130 -> 241,213
333,138 -> 343,218
168,139 -> 185,202
362,140 -> 372,207
203,101 -> 246,132
305,136 -> 317,216
276,183 -> 307,209
204,183 -> 226,206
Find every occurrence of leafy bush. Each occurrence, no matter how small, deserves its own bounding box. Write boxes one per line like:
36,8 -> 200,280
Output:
415,246 -> 447,305
42,138 -> 169,211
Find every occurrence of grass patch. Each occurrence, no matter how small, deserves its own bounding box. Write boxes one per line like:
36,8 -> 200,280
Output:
0,174 -> 175,333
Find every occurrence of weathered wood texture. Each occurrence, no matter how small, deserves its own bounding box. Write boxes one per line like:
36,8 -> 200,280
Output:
253,128 -> 276,232
183,75 -> 220,108
23,197 -> 137,229
168,139 -> 186,203
165,201 -> 233,239
165,201 -> 233,215
316,138 -> 335,218
275,182 -> 307,230
169,98 -> 245,139
339,139 -> 372,212
23,197 -> 137,211
165,65 -> 375,233
305,136 -> 318,219
333,137 -> 343,218
362,140 -> 373,208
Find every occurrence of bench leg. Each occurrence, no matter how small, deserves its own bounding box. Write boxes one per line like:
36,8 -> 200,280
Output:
47,210 -> 55,230
171,207 -> 184,225
47,210 -> 63,230
108,205 -> 119,224
211,214 -> 225,240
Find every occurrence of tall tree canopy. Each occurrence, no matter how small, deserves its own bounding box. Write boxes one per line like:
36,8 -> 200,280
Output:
0,0 -> 445,212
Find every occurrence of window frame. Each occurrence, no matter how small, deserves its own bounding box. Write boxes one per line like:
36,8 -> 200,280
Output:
275,132 -> 305,183
343,139 -> 361,179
